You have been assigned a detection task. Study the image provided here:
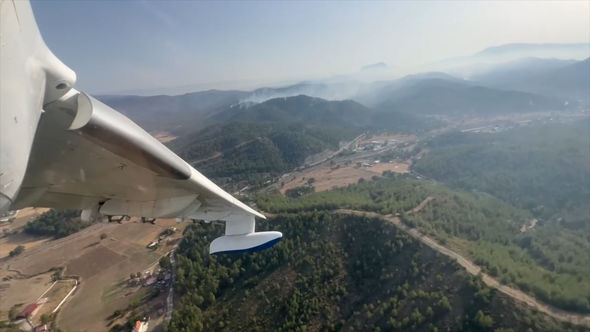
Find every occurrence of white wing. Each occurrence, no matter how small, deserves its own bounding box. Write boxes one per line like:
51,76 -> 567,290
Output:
0,0 -> 281,254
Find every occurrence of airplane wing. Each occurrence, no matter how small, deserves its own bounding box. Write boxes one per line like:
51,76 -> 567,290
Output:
0,0 -> 281,254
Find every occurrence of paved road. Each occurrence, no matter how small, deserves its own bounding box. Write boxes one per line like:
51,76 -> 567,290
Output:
336,207 -> 590,328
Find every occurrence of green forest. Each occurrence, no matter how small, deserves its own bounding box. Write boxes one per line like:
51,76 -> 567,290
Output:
410,121 -> 590,312
414,121 -> 590,226
168,212 -> 582,331
253,173 -> 590,314
24,209 -> 86,238
167,95 -> 441,188
171,122 -> 358,186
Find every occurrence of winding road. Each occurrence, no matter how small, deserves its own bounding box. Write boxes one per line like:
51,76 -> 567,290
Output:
336,203 -> 590,328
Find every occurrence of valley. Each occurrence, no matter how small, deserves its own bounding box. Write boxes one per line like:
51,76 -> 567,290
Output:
1,46 -> 588,331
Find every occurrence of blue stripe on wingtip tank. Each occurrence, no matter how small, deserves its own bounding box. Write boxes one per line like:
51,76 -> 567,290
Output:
213,237 -> 282,255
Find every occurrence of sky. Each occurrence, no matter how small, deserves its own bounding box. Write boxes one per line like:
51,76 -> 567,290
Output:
31,1 -> 590,95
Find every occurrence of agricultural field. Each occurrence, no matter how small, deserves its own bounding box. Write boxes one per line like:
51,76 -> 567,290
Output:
0,212 -> 186,331
280,160 -> 409,194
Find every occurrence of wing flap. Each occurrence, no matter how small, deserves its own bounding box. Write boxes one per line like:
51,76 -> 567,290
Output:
2,0 -> 281,254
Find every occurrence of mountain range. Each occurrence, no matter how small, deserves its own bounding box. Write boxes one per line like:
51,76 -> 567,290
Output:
99,56 -> 586,135
94,46 -> 588,187
473,57 -> 590,102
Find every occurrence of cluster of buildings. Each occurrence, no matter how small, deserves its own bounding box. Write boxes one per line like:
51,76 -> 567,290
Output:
128,269 -> 172,289
131,318 -> 149,332
16,302 -> 40,320
353,139 -> 402,152
146,227 -> 177,249
460,119 -> 535,134
13,299 -> 51,331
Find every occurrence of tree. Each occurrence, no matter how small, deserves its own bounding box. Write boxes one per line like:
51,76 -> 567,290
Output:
160,256 -> 172,270
40,313 -> 54,324
8,305 -> 20,321
24,209 -> 84,238
9,245 -> 24,257
100,233 -> 108,240
474,310 -> 494,328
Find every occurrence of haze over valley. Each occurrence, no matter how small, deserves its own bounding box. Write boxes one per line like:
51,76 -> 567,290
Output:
2,2 -> 590,331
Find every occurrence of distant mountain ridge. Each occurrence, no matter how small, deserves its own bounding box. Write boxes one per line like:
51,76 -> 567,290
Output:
364,77 -> 573,115
473,57 -> 590,102
433,42 -> 590,77
361,62 -> 388,71
99,90 -> 249,133
475,43 -> 590,59
98,52 -> 586,137
214,95 -> 373,127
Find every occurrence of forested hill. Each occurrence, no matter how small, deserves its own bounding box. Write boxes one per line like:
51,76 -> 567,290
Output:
212,95 -> 373,127
472,57 -> 590,102
408,121 -> 590,313
169,212 -> 580,331
375,78 -> 572,116
170,121 -> 359,185
99,90 -> 249,133
414,121 -> 590,226
255,174 -> 590,315
168,95 -> 438,186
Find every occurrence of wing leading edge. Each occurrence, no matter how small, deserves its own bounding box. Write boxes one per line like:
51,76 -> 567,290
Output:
0,0 -> 281,254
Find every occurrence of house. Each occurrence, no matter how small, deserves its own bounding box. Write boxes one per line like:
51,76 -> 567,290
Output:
128,278 -> 141,287
34,325 -> 48,332
143,276 -> 157,287
132,320 -> 148,332
17,303 -> 39,319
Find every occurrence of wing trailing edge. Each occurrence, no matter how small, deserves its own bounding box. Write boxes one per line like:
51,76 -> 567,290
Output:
0,0 -> 281,254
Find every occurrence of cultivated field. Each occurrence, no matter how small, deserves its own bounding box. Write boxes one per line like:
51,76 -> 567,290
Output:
0,232 -> 51,258
31,279 -> 77,325
0,213 -> 186,331
272,132 -> 416,195
281,161 -> 409,193
0,271 -> 53,321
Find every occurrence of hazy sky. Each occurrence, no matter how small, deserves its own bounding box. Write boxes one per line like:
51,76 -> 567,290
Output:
31,1 -> 590,95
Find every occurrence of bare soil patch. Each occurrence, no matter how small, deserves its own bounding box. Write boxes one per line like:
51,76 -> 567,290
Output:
369,162 -> 410,174
281,161 -> 409,193
67,246 -> 126,279
153,131 -> 177,143
0,233 -> 50,258
361,133 -> 416,143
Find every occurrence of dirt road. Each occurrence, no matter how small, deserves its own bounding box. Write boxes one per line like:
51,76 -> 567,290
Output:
406,196 -> 434,215
336,207 -> 590,328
